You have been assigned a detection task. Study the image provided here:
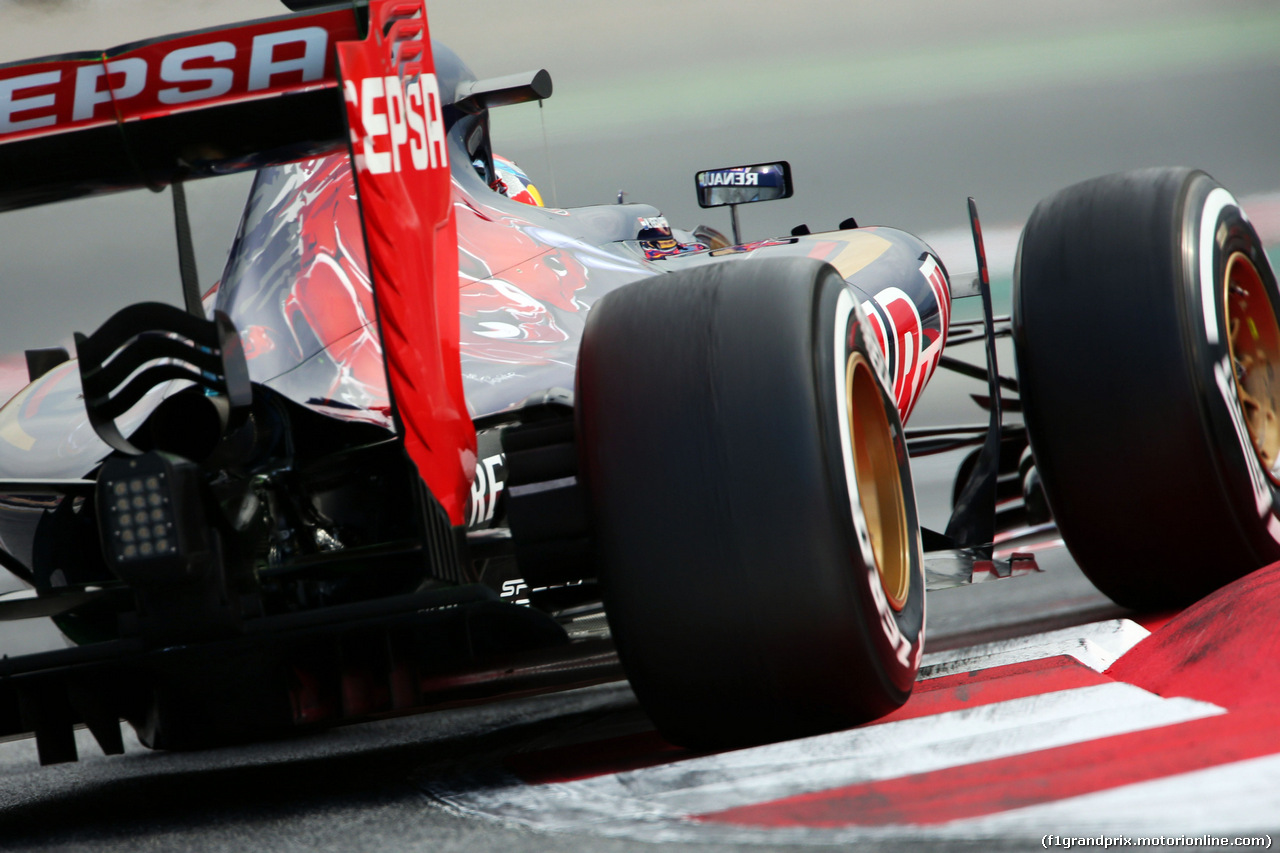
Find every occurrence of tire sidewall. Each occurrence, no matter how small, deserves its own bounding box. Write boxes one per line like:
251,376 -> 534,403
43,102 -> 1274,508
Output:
578,259 -> 927,743
1182,173 -> 1280,561
816,274 -> 925,698
1013,167 -> 1280,608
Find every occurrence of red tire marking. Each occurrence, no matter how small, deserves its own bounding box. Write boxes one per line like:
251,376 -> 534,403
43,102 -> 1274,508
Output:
696,704 -> 1280,828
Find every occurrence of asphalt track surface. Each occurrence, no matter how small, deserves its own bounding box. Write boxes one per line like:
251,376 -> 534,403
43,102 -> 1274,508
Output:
1,1 -> 1279,850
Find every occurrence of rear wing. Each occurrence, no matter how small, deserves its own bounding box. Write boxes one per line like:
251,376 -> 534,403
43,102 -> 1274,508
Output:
0,1 -> 474,527
0,5 -> 362,212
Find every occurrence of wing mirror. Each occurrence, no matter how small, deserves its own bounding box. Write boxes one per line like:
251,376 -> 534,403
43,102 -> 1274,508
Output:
694,161 -> 793,244
695,161 -> 793,208
454,69 -> 553,110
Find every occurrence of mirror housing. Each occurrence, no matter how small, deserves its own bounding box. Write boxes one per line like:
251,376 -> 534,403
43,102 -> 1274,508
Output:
695,161 -> 793,208
455,70 -> 553,111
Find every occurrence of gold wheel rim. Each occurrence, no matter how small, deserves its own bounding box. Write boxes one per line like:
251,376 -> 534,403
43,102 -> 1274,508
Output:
1225,252 -> 1280,483
847,353 -> 910,611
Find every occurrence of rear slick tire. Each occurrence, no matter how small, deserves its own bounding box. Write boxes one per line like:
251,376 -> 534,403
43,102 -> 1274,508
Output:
1014,167 -> 1280,610
576,256 -> 925,749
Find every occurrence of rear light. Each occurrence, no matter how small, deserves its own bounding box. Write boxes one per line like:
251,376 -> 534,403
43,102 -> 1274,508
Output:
97,451 -> 208,580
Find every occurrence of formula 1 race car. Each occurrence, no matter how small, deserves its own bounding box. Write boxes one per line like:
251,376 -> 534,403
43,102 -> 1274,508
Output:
0,0 -> 1277,765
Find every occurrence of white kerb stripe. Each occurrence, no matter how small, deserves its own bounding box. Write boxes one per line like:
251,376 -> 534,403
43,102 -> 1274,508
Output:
427,684 -> 1220,836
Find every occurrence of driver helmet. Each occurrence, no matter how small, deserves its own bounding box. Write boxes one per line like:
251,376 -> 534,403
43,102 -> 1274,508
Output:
493,154 -> 544,207
636,215 -> 707,260
636,215 -> 678,253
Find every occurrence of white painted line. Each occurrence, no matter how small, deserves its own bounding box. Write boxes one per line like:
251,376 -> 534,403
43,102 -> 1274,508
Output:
640,687 -> 1215,814
918,617 -> 1150,677
426,680 -> 1219,841
938,751 -> 1280,839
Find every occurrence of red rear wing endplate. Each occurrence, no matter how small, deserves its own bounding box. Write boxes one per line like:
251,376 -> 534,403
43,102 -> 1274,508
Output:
336,1 -> 472,525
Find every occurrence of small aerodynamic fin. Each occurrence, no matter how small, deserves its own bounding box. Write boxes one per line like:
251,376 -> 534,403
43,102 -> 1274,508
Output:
944,198 -> 1003,552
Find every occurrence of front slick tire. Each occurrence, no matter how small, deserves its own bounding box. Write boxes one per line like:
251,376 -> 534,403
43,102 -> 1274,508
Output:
1015,167 -> 1280,610
577,257 -> 924,749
